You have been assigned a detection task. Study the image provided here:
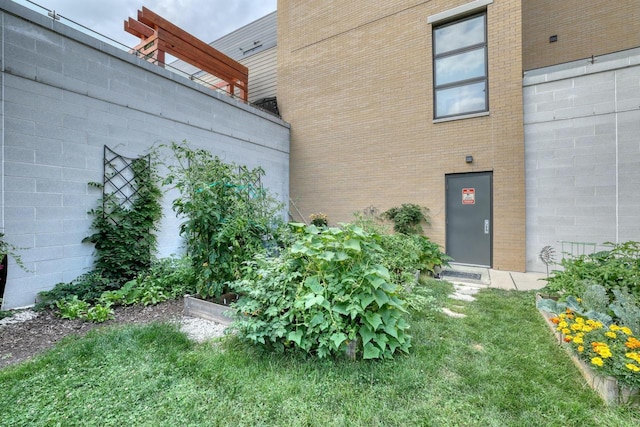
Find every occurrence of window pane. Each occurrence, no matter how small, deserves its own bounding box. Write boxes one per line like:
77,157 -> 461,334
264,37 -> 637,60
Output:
435,82 -> 487,117
435,47 -> 486,86
434,15 -> 485,55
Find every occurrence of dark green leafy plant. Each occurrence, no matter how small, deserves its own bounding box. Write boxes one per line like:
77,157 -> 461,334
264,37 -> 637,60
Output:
382,203 -> 430,235
55,296 -> 90,320
36,272 -> 116,310
84,303 -> 115,323
98,257 -> 196,306
544,241 -> 640,300
163,142 -> 283,299
230,223 -> 411,360
84,157 -> 163,284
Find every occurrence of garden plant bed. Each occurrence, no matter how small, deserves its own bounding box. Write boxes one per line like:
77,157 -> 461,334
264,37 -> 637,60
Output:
183,294 -> 234,326
536,293 -> 639,406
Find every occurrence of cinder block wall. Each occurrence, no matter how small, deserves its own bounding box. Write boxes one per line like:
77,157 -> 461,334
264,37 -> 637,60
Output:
0,2 -> 290,309
524,48 -> 640,271
278,0 -> 525,271
523,0 -> 640,71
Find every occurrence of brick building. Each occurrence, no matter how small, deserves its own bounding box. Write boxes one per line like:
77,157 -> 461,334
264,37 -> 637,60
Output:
276,0 -> 640,272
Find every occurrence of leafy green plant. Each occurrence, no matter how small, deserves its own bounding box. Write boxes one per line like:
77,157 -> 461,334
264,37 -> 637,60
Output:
381,203 -> 430,235
163,142 -> 283,298
230,223 -> 411,360
36,272 -> 117,310
610,288 -> 640,334
85,303 -> 115,323
544,241 -> 640,299
84,156 -> 163,284
353,208 -> 449,284
55,296 -> 90,320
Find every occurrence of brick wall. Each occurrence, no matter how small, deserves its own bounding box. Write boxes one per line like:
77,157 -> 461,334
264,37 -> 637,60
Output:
0,2 -> 290,309
523,0 -> 640,71
278,0 -> 525,271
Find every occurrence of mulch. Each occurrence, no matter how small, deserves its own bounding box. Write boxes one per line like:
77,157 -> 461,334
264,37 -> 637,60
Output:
0,299 -> 184,369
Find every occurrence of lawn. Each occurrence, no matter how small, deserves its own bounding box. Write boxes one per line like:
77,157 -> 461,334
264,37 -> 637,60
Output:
1,282 -> 639,426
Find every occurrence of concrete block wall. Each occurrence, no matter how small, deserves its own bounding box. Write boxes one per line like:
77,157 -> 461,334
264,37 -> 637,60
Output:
0,1 -> 290,309
524,48 -> 640,272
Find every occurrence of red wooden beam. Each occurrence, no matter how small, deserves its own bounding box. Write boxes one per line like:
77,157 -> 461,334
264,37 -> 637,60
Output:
123,7 -> 248,101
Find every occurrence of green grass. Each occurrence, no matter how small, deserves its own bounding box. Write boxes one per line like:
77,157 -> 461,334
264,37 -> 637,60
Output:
1,281 -> 639,426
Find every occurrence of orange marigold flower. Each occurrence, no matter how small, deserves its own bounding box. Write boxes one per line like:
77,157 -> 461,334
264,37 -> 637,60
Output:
625,337 -> 640,350
551,317 -> 560,325
564,336 -> 572,343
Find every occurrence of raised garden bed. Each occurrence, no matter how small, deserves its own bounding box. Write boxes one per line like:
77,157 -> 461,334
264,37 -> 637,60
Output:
536,294 -> 639,406
183,295 -> 233,326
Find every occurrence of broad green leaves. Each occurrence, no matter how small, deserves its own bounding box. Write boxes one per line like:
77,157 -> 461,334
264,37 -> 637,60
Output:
231,223 -> 412,360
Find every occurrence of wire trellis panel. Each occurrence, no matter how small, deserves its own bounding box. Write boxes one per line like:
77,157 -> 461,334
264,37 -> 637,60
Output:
102,146 -> 150,225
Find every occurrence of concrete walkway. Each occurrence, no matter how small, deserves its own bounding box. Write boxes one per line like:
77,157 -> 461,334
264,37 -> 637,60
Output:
440,265 -> 548,318
441,264 -> 548,291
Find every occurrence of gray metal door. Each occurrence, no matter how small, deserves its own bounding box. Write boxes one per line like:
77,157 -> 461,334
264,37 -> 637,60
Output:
445,172 -> 492,267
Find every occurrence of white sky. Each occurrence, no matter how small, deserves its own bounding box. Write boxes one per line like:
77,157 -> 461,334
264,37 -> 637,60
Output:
13,0 -> 277,49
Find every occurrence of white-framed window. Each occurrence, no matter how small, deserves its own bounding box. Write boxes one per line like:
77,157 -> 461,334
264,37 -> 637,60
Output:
433,12 -> 488,119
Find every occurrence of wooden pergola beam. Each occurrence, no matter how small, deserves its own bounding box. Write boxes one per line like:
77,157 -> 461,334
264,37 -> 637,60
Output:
124,7 -> 248,101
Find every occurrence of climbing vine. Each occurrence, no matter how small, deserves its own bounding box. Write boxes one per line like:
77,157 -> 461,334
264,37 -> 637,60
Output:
84,155 -> 163,283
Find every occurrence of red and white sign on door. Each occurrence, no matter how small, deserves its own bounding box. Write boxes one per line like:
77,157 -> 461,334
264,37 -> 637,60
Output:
462,188 -> 475,205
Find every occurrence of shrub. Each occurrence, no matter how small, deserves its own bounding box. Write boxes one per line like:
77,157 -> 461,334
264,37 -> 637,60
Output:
163,142 -> 283,298
382,203 -> 430,235
230,223 -> 411,359
544,241 -> 640,300
353,209 -> 450,284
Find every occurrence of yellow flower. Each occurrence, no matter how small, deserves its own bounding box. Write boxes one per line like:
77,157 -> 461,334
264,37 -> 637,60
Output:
578,345 -> 584,352
626,352 -> 640,363
561,328 -> 571,335
620,327 -> 633,336
591,357 -> 604,367
573,336 -> 584,344
605,331 -> 617,339
592,342 -> 612,358
571,323 -> 583,332
610,325 -> 621,332
575,317 -> 585,324
625,363 -> 640,372
558,321 -> 568,329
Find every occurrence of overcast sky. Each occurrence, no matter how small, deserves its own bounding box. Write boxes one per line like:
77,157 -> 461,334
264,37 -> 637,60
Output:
14,0 -> 277,48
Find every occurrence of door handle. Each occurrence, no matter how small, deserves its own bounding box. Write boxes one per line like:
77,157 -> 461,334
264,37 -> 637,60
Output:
484,219 -> 489,234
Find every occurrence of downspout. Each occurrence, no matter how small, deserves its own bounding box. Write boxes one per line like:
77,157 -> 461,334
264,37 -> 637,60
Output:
614,70 -> 619,243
